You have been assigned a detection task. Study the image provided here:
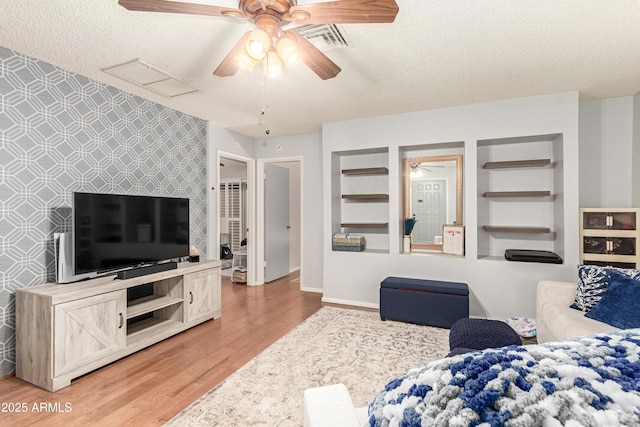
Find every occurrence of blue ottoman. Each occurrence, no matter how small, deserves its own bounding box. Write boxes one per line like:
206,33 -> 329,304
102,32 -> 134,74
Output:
380,277 -> 469,328
448,318 -> 522,356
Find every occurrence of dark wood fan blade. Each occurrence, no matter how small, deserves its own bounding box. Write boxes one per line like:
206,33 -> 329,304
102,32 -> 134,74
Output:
213,31 -> 251,77
290,0 -> 399,24
118,0 -> 241,18
285,29 -> 341,80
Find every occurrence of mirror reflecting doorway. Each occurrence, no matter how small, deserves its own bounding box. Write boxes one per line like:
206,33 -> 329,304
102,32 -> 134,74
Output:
404,154 -> 463,250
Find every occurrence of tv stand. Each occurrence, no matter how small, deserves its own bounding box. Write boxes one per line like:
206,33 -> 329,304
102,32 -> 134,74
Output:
15,260 -> 221,392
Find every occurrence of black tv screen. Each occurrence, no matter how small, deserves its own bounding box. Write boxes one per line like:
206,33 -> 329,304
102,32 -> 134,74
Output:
73,192 -> 190,275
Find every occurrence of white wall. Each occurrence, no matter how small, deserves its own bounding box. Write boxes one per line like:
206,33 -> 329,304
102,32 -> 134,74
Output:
207,124 -> 256,272
579,97 -> 634,207
633,93 -> 640,207
220,163 -> 247,179
322,93 -> 580,319
255,133 -> 324,292
205,92 -> 636,315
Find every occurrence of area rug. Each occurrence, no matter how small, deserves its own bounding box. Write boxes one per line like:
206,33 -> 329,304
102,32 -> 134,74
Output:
165,306 -> 450,427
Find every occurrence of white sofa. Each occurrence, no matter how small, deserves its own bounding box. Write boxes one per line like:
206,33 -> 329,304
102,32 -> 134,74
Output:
535,280 -> 620,343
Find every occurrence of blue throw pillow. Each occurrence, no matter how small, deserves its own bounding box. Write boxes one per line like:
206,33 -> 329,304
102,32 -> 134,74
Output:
585,270 -> 640,329
570,265 -> 640,312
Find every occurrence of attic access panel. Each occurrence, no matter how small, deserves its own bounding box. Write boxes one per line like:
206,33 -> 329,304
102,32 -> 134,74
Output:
102,59 -> 198,98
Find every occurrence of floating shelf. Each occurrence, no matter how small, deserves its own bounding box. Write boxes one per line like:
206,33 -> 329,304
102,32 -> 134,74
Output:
483,191 -> 551,198
341,194 -> 389,200
483,159 -> 551,169
341,223 -> 388,228
341,167 -> 389,175
483,225 -> 551,233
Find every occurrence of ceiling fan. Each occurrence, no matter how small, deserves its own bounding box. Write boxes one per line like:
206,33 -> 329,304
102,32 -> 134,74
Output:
410,162 -> 446,173
118,0 -> 399,80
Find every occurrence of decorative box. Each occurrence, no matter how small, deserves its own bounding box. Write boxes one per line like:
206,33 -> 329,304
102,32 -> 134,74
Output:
332,234 -> 366,252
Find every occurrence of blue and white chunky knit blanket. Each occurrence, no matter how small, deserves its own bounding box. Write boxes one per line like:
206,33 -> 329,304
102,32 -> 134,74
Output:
368,329 -> 640,427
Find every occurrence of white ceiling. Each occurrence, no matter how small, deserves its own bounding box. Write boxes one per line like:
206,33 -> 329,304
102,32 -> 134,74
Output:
3,1 -> 640,138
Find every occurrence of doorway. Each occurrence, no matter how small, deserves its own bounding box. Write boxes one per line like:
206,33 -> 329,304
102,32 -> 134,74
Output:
217,153 -> 253,284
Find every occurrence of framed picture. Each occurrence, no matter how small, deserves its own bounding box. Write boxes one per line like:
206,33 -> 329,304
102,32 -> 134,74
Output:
442,225 -> 464,255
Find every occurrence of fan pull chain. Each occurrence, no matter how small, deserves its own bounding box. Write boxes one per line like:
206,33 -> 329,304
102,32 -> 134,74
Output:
261,71 -> 270,135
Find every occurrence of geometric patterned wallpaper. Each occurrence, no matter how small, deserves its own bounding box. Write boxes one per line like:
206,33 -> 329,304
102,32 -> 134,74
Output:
0,45 -> 208,376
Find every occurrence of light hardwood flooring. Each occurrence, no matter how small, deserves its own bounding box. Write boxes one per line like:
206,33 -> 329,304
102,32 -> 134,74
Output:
0,272 -> 328,427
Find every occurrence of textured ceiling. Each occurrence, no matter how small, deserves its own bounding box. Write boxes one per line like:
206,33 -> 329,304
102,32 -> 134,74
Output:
3,1 -> 640,138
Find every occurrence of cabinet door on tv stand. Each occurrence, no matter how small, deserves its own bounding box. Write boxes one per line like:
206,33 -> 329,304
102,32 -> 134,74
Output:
184,268 -> 221,322
54,291 -> 126,377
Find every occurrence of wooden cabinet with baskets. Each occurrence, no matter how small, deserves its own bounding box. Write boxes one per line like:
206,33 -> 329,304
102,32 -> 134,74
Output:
580,208 -> 640,268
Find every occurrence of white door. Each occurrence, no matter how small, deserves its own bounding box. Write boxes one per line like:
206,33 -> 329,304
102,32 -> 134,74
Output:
411,179 -> 447,243
265,164 -> 290,282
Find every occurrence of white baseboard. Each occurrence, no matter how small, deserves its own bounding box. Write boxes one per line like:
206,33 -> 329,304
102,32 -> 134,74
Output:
321,297 -> 379,310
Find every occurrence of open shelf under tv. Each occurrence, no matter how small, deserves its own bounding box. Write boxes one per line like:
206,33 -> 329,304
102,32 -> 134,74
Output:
127,294 -> 183,319
127,318 -> 183,346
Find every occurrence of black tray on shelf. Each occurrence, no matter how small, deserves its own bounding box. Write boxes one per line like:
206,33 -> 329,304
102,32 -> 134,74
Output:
504,249 -> 563,264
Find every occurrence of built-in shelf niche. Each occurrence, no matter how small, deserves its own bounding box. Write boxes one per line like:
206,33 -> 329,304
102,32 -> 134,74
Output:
477,134 -> 564,261
332,148 -> 390,253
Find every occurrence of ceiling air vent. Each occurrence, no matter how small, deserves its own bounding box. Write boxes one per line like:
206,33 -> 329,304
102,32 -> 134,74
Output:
296,24 -> 351,51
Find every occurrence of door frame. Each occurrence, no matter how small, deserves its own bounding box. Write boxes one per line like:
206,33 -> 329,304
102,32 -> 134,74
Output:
215,150 -> 257,286
257,156 -> 303,287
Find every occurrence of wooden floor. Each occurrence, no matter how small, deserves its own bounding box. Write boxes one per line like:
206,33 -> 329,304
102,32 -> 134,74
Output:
0,272 -> 326,427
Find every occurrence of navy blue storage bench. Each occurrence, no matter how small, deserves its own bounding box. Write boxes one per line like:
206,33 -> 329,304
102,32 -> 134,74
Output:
380,277 -> 469,328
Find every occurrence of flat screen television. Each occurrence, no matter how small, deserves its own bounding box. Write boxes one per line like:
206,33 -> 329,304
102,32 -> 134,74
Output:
73,192 -> 190,276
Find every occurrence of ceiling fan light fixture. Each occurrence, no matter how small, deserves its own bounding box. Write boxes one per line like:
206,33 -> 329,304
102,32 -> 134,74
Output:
264,49 -> 283,78
119,0 -> 400,81
221,10 -> 247,20
236,51 -> 259,70
246,28 -> 271,60
276,36 -> 300,65
288,9 -> 310,22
